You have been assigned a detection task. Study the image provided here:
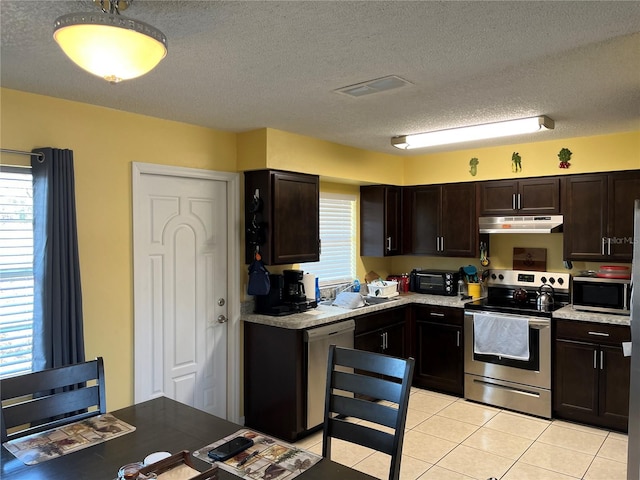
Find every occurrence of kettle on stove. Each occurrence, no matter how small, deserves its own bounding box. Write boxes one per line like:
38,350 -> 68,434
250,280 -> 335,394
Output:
536,283 -> 555,311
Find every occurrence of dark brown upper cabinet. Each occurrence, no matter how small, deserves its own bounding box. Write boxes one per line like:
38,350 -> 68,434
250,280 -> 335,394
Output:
244,169 -> 319,265
479,177 -> 560,216
563,170 -> 640,262
404,182 -> 476,257
360,185 -> 403,256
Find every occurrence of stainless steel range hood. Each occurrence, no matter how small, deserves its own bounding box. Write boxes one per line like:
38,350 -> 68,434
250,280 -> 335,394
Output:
479,215 -> 563,234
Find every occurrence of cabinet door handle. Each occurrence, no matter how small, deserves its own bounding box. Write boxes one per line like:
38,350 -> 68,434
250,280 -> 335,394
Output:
386,236 -> 392,252
600,350 -> 604,370
380,332 -> 385,350
517,193 -> 522,210
601,237 -> 606,255
593,350 -> 597,369
607,237 -> 611,256
456,331 -> 461,347
588,331 -> 610,337
512,193 -> 516,210
429,312 -> 445,317
440,236 -> 445,252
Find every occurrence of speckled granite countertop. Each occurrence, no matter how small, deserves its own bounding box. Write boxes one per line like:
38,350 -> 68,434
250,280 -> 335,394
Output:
241,293 -> 470,329
552,305 -> 630,326
242,293 -> 632,330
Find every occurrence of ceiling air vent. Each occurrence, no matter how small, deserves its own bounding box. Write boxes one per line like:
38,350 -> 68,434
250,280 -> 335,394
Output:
334,75 -> 412,98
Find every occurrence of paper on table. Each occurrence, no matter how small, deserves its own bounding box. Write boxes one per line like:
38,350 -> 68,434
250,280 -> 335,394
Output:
193,428 -> 321,480
3,413 -> 136,466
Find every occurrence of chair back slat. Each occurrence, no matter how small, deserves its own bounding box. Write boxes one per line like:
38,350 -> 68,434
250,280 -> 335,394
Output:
1,361 -> 100,400
332,370 -> 402,403
322,346 -> 414,480
328,417 -> 395,455
3,386 -> 101,427
333,347 -> 407,379
1,358 -> 106,443
330,394 -> 398,429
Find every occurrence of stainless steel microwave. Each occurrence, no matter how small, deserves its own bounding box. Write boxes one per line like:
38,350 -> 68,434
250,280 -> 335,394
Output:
572,276 -> 631,315
409,269 -> 459,296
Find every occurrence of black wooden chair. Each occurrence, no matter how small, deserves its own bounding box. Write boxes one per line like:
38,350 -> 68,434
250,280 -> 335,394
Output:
322,346 -> 415,480
1,357 -> 106,442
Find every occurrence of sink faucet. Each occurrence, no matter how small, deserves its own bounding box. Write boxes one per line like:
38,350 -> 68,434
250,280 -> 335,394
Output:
331,282 -> 356,299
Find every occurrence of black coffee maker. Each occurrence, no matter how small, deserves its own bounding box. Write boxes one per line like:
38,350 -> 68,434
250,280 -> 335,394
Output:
255,270 -> 316,316
283,269 -> 307,303
255,274 -> 288,316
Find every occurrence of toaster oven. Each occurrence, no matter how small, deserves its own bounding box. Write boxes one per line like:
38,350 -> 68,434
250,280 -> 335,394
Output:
409,269 -> 459,296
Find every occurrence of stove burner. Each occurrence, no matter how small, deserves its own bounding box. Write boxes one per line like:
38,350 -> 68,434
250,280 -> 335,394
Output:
465,269 -> 571,317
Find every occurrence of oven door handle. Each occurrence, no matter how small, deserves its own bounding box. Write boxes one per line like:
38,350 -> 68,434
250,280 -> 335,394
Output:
472,379 -> 541,398
465,311 -> 551,329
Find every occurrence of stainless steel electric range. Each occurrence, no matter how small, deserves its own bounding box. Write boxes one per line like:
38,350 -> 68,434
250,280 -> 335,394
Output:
464,269 -> 570,418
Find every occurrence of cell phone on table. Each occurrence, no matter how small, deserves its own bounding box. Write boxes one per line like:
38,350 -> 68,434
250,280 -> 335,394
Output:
207,436 -> 254,461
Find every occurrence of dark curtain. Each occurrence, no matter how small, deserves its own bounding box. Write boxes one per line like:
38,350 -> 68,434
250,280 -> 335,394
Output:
31,148 -> 85,371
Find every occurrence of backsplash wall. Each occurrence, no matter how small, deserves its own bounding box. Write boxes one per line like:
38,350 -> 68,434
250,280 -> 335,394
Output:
363,232 -> 631,283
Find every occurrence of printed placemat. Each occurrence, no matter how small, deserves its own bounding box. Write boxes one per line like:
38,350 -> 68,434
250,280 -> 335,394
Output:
3,413 -> 136,465
194,429 -> 321,480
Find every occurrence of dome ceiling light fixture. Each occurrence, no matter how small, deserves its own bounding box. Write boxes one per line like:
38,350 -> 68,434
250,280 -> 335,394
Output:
391,116 -> 555,149
53,0 -> 168,84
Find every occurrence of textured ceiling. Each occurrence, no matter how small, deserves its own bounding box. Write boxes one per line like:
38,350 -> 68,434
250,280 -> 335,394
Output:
1,1 -> 639,155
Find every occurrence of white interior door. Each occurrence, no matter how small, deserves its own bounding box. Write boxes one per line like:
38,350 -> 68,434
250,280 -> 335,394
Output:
132,163 -> 239,420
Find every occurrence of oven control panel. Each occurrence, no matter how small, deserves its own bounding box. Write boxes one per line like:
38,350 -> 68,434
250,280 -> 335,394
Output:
488,269 -> 570,291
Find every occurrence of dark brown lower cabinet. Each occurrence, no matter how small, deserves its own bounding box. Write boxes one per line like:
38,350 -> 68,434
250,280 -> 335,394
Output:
244,322 -> 306,441
354,306 -> 409,359
553,319 -> 631,432
413,305 -> 464,396
354,307 -> 409,401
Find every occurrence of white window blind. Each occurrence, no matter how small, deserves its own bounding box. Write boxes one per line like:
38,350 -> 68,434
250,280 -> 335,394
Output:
302,193 -> 356,286
0,167 -> 34,378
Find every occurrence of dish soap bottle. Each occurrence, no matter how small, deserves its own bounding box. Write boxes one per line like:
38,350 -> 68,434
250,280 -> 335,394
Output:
457,279 -> 467,297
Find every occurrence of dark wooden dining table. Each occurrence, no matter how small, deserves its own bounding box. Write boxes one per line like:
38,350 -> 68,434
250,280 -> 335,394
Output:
1,396 -> 377,480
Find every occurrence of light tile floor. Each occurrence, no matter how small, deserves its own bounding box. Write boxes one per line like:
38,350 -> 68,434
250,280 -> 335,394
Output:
295,387 -> 629,480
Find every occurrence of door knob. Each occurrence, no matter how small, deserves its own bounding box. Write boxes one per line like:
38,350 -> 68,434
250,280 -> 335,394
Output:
217,315 -> 228,323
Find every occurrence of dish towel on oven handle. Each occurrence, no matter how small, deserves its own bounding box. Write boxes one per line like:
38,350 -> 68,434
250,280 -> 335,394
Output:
473,312 -> 530,361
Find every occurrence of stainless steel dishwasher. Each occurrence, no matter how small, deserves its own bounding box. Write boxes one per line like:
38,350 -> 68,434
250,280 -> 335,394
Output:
304,319 -> 355,430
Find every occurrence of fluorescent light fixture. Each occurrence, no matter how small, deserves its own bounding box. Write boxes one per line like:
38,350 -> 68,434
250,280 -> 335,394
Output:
391,116 -> 554,149
54,0 -> 167,84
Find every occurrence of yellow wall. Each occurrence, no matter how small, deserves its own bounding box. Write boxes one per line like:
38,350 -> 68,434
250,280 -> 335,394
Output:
264,129 -> 404,185
2,87 -> 639,414
1,88 -> 237,411
404,131 -> 640,185
374,131 -> 640,279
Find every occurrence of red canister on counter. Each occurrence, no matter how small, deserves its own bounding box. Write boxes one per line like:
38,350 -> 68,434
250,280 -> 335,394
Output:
401,273 -> 409,293
387,274 -> 409,293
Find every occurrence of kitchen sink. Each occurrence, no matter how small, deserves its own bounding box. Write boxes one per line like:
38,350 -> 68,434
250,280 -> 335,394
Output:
318,299 -> 335,306
319,293 -> 400,309
364,295 -> 400,305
